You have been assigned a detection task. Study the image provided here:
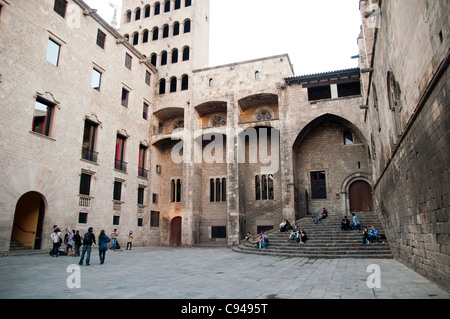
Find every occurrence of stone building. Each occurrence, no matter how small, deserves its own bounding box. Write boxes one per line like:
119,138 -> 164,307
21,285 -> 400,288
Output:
0,0 -> 448,290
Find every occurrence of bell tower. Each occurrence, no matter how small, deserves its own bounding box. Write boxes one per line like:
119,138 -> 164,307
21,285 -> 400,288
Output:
118,0 -> 210,77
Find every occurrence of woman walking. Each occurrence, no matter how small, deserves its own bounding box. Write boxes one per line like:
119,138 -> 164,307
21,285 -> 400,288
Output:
98,230 -> 111,264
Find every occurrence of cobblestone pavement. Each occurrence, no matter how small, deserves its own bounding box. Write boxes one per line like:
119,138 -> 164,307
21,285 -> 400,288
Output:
0,247 -> 448,299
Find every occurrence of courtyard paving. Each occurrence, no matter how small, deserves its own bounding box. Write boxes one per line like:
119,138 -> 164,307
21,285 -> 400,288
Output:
0,247 -> 448,300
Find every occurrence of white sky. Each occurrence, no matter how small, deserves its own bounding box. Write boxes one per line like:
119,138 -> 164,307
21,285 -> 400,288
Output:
84,0 -> 362,76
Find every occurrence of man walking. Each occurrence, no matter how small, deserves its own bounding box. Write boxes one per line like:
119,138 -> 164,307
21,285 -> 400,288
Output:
79,227 -> 96,266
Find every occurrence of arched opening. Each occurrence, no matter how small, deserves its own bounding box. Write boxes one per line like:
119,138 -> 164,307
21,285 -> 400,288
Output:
349,181 -> 374,212
11,192 -> 46,251
170,216 -> 182,246
292,114 -> 370,219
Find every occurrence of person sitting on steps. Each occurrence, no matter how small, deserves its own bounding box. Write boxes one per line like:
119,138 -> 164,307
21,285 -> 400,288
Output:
312,207 -> 328,224
288,225 -> 300,242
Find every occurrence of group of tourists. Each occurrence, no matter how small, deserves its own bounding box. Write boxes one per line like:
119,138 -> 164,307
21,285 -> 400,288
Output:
341,213 -> 381,244
50,225 -> 135,265
246,208 -> 382,250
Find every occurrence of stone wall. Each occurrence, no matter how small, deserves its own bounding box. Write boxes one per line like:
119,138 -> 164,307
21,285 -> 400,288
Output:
359,0 -> 450,290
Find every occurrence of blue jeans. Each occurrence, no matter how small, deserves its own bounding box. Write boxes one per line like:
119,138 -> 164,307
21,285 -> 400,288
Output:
79,245 -> 92,265
111,239 -> 117,250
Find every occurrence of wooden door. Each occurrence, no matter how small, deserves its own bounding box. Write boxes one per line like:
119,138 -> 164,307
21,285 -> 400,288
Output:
170,217 -> 182,247
349,181 -> 374,212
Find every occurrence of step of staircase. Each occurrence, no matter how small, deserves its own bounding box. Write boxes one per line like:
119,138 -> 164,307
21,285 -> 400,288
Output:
233,212 -> 393,259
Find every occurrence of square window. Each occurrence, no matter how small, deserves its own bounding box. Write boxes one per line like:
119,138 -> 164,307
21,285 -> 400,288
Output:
125,53 -> 132,70
96,29 -> 106,49
46,38 -> 61,67
143,102 -> 149,120
91,69 -> 102,91
32,98 -> 54,136
78,212 -> 88,224
113,181 -> 122,201
211,226 -> 226,239
151,211 -> 160,227
145,71 -> 151,86
138,187 -> 145,205
79,173 -> 92,196
113,215 -> 120,226
311,171 -> 327,199
54,0 -> 68,18
152,193 -> 158,204
121,88 -> 129,108
138,218 -> 143,227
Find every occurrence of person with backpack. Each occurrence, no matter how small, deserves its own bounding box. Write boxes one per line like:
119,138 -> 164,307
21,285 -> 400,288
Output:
79,227 -> 96,266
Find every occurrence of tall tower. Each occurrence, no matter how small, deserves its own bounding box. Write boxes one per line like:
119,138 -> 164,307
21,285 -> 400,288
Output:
118,0 -> 210,84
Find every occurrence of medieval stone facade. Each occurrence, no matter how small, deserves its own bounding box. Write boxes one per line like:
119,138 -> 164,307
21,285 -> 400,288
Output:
0,0 -> 448,290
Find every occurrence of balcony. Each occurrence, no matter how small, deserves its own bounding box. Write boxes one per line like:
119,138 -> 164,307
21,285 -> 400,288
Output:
115,159 -> 128,172
138,167 -> 148,179
81,148 -> 99,163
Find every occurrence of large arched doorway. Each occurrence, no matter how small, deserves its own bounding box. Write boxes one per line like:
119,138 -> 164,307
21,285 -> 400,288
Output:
170,216 -> 182,247
349,181 -> 374,212
11,192 -> 46,250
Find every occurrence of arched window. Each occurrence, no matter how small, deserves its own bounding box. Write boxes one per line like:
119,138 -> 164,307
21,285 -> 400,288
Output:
125,10 -> 132,23
182,46 -> 190,61
268,175 -> 274,200
171,49 -> 179,64
170,77 -> 177,93
185,0 -> 192,7
209,79 -> 213,87
255,71 -> 260,80
124,34 -> 130,42
216,178 -> 221,202
175,0 -> 181,10
173,22 -> 180,36
344,131 -> 354,145
164,0 -> 171,12
255,174 -> 275,201
222,178 -> 227,202
181,75 -> 189,91
255,176 -> 261,201
135,8 -> 141,20
210,179 -> 215,202
163,24 -> 169,38
150,53 -> 157,66
142,29 -> 149,43
154,2 -> 161,15
144,5 -> 151,18
262,175 -> 268,200
161,51 -> 168,65
132,32 -> 139,45
176,179 -> 182,202
159,79 -> 166,95
171,179 -> 176,202
210,178 -> 226,202
184,19 -> 191,33
152,27 -> 159,41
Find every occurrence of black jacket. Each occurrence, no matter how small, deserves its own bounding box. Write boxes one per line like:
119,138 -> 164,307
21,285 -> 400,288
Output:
83,232 -> 96,245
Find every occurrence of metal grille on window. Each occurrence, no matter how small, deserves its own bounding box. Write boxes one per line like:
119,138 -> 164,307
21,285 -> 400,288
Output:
174,120 -> 184,130
257,110 -> 272,121
212,115 -> 226,127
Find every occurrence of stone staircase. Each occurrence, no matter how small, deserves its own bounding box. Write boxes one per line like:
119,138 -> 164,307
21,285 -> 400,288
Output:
233,211 -> 393,259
